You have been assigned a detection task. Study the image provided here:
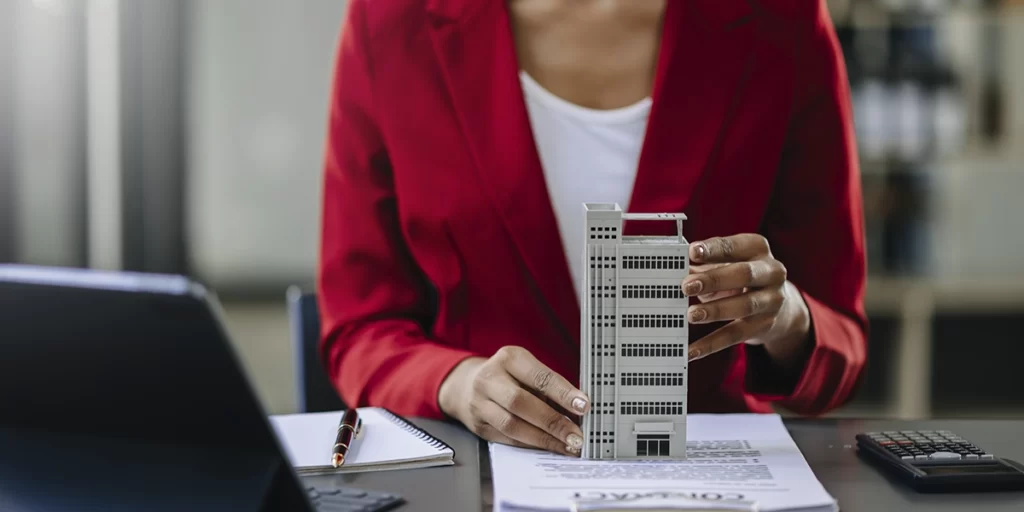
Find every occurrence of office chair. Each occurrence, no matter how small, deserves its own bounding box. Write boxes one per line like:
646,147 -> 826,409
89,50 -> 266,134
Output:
286,287 -> 346,413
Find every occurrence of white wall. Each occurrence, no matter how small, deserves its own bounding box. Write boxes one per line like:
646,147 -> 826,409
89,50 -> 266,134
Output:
187,0 -> 346,288
12,0 -> 86,267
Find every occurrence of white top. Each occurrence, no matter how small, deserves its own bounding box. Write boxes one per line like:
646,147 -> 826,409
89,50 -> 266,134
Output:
519,71 -> 651,293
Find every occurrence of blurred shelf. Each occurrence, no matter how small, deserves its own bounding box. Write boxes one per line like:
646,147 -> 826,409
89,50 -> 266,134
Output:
855,274 -> 1024,420
866,276 -> 1024,313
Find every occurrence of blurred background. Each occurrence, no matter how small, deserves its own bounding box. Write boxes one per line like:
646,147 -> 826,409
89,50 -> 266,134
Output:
1,0 -> 1023,417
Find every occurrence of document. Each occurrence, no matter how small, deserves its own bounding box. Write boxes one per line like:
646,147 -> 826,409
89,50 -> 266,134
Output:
489,414 -> 837,512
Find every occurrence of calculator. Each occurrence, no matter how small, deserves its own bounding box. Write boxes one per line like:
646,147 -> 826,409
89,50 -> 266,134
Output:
856,430 -> 1024,492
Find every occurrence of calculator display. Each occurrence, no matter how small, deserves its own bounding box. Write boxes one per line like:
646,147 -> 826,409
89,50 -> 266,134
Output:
919,463 -> 1020,476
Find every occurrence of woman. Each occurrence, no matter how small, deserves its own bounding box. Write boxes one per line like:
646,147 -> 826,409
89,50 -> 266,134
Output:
317,0 -> 867,457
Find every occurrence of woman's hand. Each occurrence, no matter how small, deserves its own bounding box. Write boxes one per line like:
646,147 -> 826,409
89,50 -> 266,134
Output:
682,234 -> 812,375
438,346 -> 589,457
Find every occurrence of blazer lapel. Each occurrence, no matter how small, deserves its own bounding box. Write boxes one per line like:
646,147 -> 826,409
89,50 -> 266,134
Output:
424,0 -> 762,344
627,0 -> 760,234
425,0 -> 581,346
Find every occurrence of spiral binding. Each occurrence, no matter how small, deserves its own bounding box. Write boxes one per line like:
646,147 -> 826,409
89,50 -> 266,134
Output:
379,409 -> 454,454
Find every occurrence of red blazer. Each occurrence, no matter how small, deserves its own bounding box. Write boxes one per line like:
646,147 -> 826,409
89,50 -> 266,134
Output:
318,0 -> 868,419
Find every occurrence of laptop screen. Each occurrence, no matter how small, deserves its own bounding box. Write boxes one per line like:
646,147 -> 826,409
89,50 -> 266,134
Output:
0,266 -> 312,511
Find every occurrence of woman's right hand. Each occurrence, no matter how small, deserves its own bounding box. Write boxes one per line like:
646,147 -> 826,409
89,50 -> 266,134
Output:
438,346 -> 590,457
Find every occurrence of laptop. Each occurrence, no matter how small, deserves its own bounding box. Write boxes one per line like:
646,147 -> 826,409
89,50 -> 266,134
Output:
0,265 -> 404,512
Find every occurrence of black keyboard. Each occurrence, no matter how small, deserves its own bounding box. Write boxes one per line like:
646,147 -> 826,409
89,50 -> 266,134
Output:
306,486 -> 404,512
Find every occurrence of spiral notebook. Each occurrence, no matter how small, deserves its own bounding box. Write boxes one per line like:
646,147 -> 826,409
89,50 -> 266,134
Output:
269,407 -> 455,474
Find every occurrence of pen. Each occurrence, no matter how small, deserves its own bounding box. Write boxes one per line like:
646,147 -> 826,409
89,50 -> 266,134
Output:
332,408 -> 362,468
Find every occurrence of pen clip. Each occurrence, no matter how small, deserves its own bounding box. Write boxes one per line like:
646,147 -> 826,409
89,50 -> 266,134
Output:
355,417 -> 363,438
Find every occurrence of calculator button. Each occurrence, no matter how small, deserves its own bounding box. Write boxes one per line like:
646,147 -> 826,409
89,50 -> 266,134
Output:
880,441 -> 895,446
915,455 -> 929,460
866,432 -> 882,436
981,454 -> 995,460
929,452 -> 962,460
884,431 -> 899,435
901,455 -> 915,460
965,454 -> 979,460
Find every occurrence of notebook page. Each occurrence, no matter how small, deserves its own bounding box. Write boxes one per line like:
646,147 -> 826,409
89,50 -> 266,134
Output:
270,407 -> 450,469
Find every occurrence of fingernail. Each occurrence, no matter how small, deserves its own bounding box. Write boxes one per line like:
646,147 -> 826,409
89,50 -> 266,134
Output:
694,244 -> 707,261
567,433 -> 583,449
683,280 -> 703,296
571,397 -> 588,413
688,348 -> 701,360
566,445 -> 580,455
689,307 -> 707,322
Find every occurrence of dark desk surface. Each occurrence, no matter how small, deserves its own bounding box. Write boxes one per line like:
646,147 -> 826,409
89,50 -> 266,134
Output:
303,417 -> 1024,512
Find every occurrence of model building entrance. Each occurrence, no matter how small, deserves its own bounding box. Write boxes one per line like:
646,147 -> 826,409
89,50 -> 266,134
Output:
637,434 -> 671,457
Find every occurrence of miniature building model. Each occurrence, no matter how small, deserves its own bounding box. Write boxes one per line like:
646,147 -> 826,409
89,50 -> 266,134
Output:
579,203 -> 689,460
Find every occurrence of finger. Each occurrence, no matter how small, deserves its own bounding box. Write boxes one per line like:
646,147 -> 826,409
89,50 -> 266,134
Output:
690,234 -> 771,264
478,399 -> 578,456
683,260 -> 785,297
696,289 -> 743,303
475,422 -> 530,448
483,374 -> 585,452
688,288 -> 784,324
467,399 -> 530,448
688,314 -> 774,361
497,347 -> 590,415
688,262 -> 728,274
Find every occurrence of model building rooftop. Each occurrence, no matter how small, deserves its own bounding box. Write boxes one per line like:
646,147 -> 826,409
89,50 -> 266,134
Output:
584,203 -> 688,245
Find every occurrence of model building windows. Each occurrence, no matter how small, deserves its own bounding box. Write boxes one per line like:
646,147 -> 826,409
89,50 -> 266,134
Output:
622,285 -> 683,300
589,285 -> 616,298
589,226 -> 620,240
590,314 -> 615,327
621,344 -> 686,357
622,314 -> 686,328
622,256 -> 686,270
637,435 -> 671,457
588,256 -> 618,268
588,431 -> 615,445
620,373 -> 685,386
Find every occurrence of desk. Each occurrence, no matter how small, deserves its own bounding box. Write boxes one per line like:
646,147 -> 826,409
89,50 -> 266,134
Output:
303,417 -> 1024,511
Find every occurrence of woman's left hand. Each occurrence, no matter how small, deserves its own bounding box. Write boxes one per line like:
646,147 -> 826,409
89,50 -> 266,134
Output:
682,234 -> 812,374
